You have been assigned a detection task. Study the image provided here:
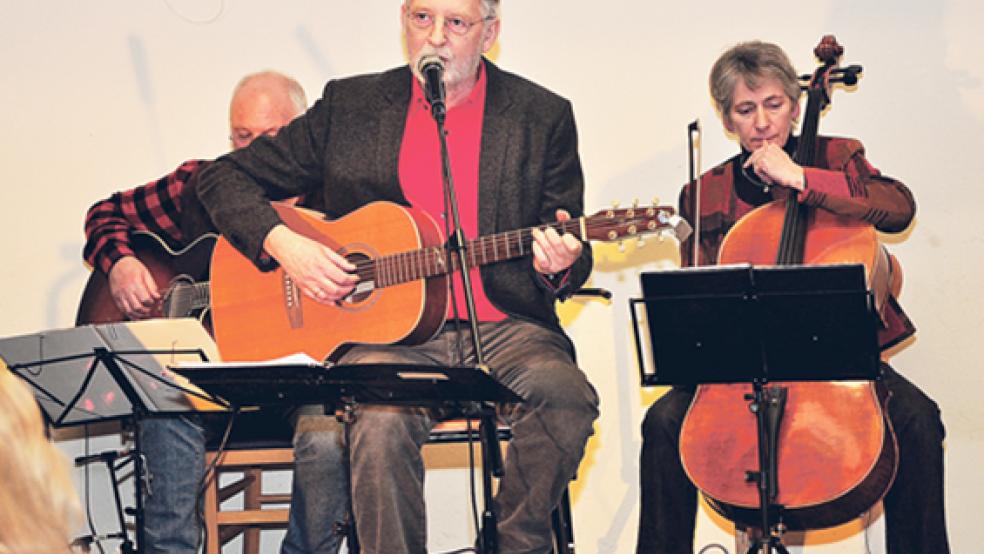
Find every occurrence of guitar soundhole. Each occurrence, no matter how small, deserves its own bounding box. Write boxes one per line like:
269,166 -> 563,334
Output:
343,252 -> 374,304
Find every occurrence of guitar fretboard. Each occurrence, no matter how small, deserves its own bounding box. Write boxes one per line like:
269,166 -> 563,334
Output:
353,215 -> 634,288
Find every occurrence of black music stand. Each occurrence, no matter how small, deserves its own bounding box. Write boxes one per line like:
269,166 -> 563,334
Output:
630,263 -> 880,553
0,319 -> 225,553
173,360 -> 523,552
172,360 -> 522,407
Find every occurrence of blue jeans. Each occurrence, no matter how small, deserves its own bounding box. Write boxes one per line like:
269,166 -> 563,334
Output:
138,415 -> 206,554
281,407 -> 350,553
140,410 -> 349,554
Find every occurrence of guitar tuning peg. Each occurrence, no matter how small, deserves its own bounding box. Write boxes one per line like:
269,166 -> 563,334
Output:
637,236 -> 646,247
612,201 -> 620,210
632,198 -> 640,208
618,241 -> 626,253
652,196 -> 660,206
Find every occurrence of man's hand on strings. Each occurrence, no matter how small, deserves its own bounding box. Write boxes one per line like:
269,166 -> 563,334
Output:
531,209 -> 583,275
743,143 -> 805,191
263,224 -> 358,304
109,256 -> 161,319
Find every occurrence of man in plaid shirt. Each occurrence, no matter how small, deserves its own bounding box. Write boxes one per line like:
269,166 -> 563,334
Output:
82,72 -> 350,554
83,71 -> 307,320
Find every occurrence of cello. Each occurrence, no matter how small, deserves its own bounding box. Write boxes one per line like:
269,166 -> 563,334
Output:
678,36 -> 899,532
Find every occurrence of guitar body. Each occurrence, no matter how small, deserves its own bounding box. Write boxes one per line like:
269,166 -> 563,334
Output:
76,232 -> 215,328
209,202 -> 449,362
75,231 -> 218,412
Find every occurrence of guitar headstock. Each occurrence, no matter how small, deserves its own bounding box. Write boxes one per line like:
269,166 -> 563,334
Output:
582,203 -> 691,244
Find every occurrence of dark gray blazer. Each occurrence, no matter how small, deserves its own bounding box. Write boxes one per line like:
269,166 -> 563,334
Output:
198,59 -> 592,331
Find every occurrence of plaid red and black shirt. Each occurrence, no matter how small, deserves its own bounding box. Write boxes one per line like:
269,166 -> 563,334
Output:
83,159 -> 208,274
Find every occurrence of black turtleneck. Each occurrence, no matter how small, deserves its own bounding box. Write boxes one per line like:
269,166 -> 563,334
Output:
732,135 -> 799,207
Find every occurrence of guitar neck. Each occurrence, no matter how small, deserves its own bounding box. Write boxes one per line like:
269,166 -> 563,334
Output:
341,202 -> 680,290
365,219 -> 586,289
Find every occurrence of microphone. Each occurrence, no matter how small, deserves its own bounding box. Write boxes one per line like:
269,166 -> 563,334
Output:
417,55 -> 446,120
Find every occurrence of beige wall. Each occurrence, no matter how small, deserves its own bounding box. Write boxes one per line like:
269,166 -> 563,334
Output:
3,1 -> 981,552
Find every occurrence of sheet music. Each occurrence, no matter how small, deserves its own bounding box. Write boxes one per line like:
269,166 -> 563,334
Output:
171,351 -> 322,370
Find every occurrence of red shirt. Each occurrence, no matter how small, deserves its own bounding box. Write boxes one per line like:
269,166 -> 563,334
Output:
398,66 -> 506,322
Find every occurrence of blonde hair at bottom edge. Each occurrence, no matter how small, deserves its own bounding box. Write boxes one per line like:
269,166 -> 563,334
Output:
0,364 -> 80,553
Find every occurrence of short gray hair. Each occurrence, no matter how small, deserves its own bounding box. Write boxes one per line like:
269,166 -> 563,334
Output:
402,0 -> 499,19
709,41 -> 800,117
480,0 -> 499,18
232,70 -> 307,115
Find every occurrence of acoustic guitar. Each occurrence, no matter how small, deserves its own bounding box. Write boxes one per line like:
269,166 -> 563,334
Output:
210,201 -> 683,362
75,231 -> 215,328
75,231 -> 221,412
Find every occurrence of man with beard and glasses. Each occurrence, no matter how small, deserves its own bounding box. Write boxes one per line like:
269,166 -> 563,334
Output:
196,1 -> 600,552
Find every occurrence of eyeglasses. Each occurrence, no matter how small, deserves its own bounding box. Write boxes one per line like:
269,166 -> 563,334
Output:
230,127 -> 280,148
406,10 -> 494,36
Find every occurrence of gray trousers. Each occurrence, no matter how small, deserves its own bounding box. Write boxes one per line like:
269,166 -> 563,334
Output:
138,416 -> 206,554
329,318 -> 599,554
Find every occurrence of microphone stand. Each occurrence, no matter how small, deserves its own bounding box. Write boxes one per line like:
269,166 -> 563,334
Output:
428,90 -> 505,554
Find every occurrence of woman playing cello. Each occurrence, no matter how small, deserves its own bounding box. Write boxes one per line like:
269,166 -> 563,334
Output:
636,40 -> 948,554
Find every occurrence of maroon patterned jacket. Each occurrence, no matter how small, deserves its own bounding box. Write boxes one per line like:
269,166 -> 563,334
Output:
677,136 -> 915,349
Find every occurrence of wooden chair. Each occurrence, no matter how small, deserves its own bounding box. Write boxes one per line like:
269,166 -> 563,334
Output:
201,412 -> 295,554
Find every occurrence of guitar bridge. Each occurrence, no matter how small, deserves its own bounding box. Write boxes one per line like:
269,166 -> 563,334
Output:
283,274 -> 303,328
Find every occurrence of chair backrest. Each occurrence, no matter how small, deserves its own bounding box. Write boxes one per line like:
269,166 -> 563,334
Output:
202,410 -> 296,554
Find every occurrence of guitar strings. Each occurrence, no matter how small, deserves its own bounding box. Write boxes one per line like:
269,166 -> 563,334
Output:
343,216 -> 642,288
